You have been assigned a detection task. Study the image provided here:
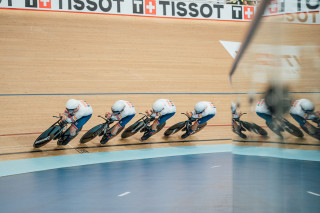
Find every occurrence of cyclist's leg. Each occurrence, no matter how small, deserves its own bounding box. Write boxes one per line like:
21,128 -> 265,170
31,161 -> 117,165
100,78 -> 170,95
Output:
232,119 -> 239,132
101,114 -> 136,144
111,114 -> 136,136
181,114 -> 214,139
142,113 -> 175,140
151,112 -> 175,131
256,112 -> 273,123
191,114 -> 215,131
63,114 -> 92,144
72,114 -> 92,135
257,112 -> 283,137
291,113 -> 317,135
290,113 -> 306,126
257,112 -> 276,129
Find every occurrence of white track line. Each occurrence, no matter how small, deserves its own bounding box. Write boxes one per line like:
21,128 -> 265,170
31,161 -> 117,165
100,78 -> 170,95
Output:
211,165 -> 221,168
118,192 -> 131,197
307,191 -> 320,197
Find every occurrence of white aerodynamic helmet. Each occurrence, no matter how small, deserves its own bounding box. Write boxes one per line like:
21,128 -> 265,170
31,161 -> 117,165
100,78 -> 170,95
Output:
231,102 -> 236,113
300,99 -> 314,113
112,100 -> 126,114
153,99 -> 165,112
194,101 -> 207,114
66,99 -> 79,111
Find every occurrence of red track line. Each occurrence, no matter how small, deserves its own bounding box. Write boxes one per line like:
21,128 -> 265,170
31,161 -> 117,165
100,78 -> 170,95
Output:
0,124 -> 232,137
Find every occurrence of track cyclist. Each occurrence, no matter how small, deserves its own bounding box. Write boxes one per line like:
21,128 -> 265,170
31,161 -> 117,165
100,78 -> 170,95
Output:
231,102 -> 243,134
181,101 -> 216,139
102,100 -> 136,143
59,99 -> 93,144
255,98 -> 284,137
289,99 -> 320,139
142,99 -> 176,140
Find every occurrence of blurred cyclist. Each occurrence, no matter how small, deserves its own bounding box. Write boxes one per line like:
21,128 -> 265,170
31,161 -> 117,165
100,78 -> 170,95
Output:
231,102 -> 244,135
103,100 -> 136,144
142,99 -> 176,140
290,99 -> 320,139
181,101 -> 216,139
59,99 -> 93,145
255,98 -> 283,138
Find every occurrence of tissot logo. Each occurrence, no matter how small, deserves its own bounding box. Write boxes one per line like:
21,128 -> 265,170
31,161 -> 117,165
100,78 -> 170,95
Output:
133,0 -> 144,14
25,0 -> 37,7
232,6 -> 242,19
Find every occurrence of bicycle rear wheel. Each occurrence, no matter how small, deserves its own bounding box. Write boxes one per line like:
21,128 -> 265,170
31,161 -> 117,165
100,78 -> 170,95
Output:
57,127 -> 82,145
266,122 -> 284,138
164,122 -> 186,137
282,118 -> 304,138
241,121 -> 253,131
156,122 -> 166,133
251,123 -> 268,136
107,125 -> 125,136
80,124 -> 104,144
193,122 -> 207,134
121,121 -> 144,139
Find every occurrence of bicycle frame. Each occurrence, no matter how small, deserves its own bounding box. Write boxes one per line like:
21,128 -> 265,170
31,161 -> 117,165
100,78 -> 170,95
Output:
233,113 -> 247,131
137,113 -> 154,132
181,113 -> 196,132
52,116 -> 68,139
97,115 -> 113,135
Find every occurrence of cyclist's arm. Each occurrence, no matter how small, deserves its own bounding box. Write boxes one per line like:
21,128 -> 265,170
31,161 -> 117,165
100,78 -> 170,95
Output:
191,110 -> 203,119
65,115 -> 78,123
306,113 -> 316,120
65,111 -> 84,123
312,112 -> 320,126
110,113 -> 122,121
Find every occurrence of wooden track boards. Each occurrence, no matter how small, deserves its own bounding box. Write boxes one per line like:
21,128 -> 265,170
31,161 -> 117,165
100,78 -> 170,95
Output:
0,10 -> 318,161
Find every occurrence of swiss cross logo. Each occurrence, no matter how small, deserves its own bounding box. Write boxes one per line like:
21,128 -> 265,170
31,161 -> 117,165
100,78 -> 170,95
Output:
268,0 -> 278,14
244,6 -> 254,20
145,0 -> 156,15
39,0 -> 51,8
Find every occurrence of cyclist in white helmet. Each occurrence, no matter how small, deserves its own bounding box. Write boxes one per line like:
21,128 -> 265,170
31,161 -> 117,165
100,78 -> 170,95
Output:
142,99 -> 176,140
290,99 -> 320,138
103,100 -> 136,144
231,102 -> 242,120
255,98 -> 285,138
59,99 -> 93,144
231,102 -> 244,134
181,101 -> 216,139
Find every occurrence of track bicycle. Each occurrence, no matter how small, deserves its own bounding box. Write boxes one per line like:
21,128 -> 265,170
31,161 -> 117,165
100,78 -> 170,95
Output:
80,115 -> 124,144
34,116 -> 69,148
266,117 -> 304,138
232,113 -> 268,139
164,113 -> 207,138
121,113 -> 166,140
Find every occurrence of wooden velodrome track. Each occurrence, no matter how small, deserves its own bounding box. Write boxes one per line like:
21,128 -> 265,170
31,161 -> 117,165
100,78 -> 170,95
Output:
0,9 -> 319,161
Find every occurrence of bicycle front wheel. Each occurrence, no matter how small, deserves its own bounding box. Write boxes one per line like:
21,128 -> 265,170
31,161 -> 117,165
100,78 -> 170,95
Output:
80,124 -> 104,144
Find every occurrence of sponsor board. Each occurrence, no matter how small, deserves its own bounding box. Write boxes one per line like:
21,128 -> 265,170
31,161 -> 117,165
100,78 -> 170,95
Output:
265,0 -> 320,15
264,0 -> 320,24
0,0 -> 318,23
0,0 -> 255,21
284,10 -> 320,24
